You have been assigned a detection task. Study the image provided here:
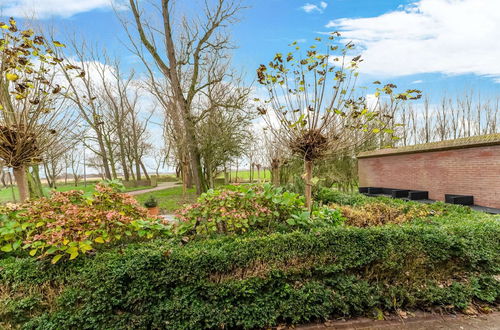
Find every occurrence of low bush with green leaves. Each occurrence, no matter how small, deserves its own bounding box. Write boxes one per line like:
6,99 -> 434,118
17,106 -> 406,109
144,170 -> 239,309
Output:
175,184 -> 306,235
0,216 -> 498,329
315,187 -> 368,206
0,183 -> 170,263
286,206 -> 344,229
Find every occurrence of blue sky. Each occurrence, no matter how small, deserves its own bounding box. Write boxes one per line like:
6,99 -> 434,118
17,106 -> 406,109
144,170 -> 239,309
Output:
2,0 -> 500,100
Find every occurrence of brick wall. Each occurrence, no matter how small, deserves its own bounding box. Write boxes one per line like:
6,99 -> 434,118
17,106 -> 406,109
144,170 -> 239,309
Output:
358,144 -> 500,208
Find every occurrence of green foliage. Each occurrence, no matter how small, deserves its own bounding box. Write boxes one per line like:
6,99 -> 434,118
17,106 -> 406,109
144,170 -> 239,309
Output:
286,206 -> 344,229
99,179 -> 126,192
143,196 -> 158,208
175,184 -> 305,235
0,216 -> 498,329
0,183 -> 170,263
315,187 -> 368,206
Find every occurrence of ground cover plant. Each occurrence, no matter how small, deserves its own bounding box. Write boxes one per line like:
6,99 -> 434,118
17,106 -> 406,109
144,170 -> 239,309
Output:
0,187 -> 498,329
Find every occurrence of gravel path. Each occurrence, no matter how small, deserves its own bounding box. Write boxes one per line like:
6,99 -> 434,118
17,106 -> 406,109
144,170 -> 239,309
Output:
127,182 -> 180,196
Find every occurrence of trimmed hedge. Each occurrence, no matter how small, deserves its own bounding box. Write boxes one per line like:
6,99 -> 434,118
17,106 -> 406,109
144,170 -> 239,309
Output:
1,218 -> 499,329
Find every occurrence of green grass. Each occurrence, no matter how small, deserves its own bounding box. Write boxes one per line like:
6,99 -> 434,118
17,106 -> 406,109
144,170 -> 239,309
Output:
216,169 -> 271,181
0,187 -> 19,204
134,185 -> 197,213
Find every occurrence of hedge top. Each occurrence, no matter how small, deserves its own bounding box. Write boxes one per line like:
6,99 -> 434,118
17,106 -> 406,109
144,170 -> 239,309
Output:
358,133 -> 500,158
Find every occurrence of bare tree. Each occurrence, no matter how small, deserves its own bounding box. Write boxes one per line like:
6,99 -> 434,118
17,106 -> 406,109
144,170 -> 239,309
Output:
66,146 -> 82,186
57,40 -> 114,180
123,0 -> 245,194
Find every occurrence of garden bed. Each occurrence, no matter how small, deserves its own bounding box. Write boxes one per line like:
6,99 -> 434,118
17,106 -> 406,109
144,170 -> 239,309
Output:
1,187 -> 499,329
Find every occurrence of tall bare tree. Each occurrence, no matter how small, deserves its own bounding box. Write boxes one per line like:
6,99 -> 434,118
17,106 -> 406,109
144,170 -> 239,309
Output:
124,0 -> 245,194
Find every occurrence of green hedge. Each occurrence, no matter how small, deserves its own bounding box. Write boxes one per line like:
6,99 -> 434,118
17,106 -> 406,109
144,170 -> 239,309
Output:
1,218 -> 499,329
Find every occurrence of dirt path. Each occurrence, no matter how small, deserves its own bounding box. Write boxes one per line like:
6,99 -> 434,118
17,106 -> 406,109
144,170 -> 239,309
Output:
127,182 -> 179,196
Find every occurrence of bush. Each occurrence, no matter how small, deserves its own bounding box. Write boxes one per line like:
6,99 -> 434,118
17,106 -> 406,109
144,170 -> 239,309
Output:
0,216 -> 498,329
337,201 -> 445,227
175,184 -> 305,235
286,206 -> 344,229
143,196 -> 158,208
315,187 -> 367,206
0,183 -> 170,263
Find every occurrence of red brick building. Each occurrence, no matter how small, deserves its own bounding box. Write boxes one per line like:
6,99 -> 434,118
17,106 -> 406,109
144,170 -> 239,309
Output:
357,134 -> 500,209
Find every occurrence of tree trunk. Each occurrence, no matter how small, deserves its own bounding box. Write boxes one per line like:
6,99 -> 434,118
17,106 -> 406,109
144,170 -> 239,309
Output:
140,161 -> 150,181
96,132 -> 112,180
175,163 -> 181,179
0,170 -> 6,188
43,165 -> 53,189
235,162 -> 239,183
181,160 -> 189,198
135,160 -> 142,181
304,160 -> 313,211
117,129 -> 130,181
27,165 -> 44,198
107,146 -> 118,180
185,115 -> 206,194
7,171 -> 17,202
183,156 -> 193,188
223,164 -> 229,185
13,165 -> 29,202
271,164 -> 280,187
129,161 -> 136,181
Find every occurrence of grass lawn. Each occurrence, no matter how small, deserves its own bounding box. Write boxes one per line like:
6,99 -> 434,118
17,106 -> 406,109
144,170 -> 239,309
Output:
134,185 -> 197,213
0,187 -> 19,204
216,169 -> 271,181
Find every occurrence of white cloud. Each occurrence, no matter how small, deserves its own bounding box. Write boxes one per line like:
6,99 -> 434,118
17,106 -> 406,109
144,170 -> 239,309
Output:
0,0 -> 126,19
301,1 -> 327,14
411,80 -> 423,84
325,0 -> 500,82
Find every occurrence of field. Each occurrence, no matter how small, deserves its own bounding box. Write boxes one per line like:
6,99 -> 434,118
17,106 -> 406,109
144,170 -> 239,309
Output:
216,169 -> 271,181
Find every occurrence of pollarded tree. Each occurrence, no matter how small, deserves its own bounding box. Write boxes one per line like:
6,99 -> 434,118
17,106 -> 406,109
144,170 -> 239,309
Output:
0,19 -> 77,201
256,33 -> 421,209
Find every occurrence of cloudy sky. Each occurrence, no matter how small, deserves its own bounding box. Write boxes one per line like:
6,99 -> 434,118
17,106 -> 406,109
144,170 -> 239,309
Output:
1,0 -> 500,98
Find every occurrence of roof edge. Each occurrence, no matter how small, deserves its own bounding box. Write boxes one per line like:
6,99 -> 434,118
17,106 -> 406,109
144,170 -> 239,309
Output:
357,133 -> 500,159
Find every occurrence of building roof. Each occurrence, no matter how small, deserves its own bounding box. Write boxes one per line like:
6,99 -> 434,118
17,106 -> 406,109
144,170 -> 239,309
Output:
357,133 -> 500,159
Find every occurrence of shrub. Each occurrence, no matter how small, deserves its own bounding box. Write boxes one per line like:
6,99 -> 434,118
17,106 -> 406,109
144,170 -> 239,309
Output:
0,216 -> 498,329
144,196 -> 158,208
315,187 -> 367,206
336,201 -> 444,227
0,183 -> 170,263
175,184 -> 305,235
286,206 -> 344,229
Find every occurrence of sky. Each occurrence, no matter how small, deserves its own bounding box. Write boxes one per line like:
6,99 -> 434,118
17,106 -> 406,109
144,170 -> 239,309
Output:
1,0 -> 500,101
1,0 -> 499,174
